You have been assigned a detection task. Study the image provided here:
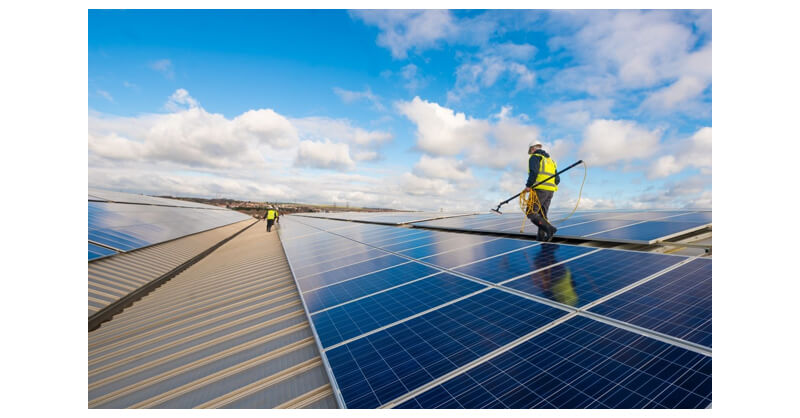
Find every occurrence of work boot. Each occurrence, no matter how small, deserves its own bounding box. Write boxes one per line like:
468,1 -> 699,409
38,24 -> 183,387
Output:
537,228 -> 546,241
543,222 -> 558,242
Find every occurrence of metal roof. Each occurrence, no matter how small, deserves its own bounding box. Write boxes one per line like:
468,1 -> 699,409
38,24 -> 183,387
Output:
89,219 -> 254,324
88,220 -> 336,408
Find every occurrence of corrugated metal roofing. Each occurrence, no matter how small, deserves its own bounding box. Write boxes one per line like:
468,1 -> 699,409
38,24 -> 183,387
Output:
88,219 -> 254,319
88,220 -> 336,409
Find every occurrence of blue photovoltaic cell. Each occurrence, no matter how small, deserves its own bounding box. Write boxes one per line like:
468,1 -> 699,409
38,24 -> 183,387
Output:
664,212 -> 712,224
555,219 -> 639,238
589,221 -> 709,243
290,248 -> 386,278
419,238 -> 536,269
296,254 -> 408,292
503,249 -> 684,308
325,288 -> 568,408
303,261 -> 441,313
380,233 -> 454,252
453,243 -> 595,283
88,242 -> 117,260
399,235 -> 495,259
88,201 -> 250,252
397,315 -> 711,409
312,273 -> 487,348
589,258 -> 712,347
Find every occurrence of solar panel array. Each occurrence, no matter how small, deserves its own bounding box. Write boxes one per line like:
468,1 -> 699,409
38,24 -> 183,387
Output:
88,191 -> 251,260
412,210 -> 712,245
296,211 -> 477,225
278,215 -> 711,409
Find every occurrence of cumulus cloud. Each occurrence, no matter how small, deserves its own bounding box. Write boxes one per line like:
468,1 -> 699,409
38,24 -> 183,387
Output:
90,89 -> 301,169
547,10 -> 711,112
396,96 -> 490,156
350,10 -> 460,59
648,127 -> 711,178
448,42 -> 537,101
292,116 -> 392,146
165,88 -> 199,111
397,100 -> 564,171
294,139 -> 355,171
413,155 -> 473,181
579,119 -> 662,166
149,58 -> 174,79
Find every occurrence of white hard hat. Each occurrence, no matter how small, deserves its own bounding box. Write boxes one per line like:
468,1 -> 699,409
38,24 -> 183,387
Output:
529,142 -> 542,148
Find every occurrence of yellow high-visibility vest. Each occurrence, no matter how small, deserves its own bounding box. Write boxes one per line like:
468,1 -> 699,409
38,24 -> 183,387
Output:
529,154 -> 558,192
551,270 -> 577,306
267,210 -> 277,220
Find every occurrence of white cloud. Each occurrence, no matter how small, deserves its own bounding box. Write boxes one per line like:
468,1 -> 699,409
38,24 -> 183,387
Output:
294,139 -> 355,171
97,90 -> 113,102
90,90 -> 299,169
396,96 -> 490,156
291,116 -> 392,146
401,63 -> 427,91
413,155 -> 473,181
149,58 -> 174,79
547,10 -> 711,112
448,42 -> 537,101
540,99 -> 614,128
165,88 -> 199,111
350,10 -> 460,59
399,173 -> 455,196
648,127 -> 712,178
353,151 -> 380,162
333,87 -> 385,111
579,119 -> 662,166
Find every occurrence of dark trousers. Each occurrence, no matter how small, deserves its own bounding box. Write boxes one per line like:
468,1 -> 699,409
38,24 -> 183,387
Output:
526,189 -> 554,233
267,219 -> 275,232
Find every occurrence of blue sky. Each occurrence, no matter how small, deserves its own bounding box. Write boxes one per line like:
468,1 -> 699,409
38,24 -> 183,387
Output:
88,9 -> 712,211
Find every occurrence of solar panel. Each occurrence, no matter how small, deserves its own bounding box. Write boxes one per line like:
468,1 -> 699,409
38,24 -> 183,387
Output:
303,262 -> 441,313
88,201 -> 251,254
278,216 -> 712,409
453,243 -> 597,284
589,258 -> 712,348
88,188 -> 225,209
312,272 -> 488,348
88,242 -> 118,260
412,210 -> 712,245
297,211 -> 476,225
395,315 -> 711,409
324,289 -> 569,408
502,249 -> 685,308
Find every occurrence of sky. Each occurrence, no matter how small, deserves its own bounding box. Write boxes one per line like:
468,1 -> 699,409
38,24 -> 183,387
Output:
88,9 -> 712,212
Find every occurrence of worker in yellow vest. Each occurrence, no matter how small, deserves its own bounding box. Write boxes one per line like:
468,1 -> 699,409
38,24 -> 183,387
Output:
524,142 -> 559,241
265,207 -> 278,232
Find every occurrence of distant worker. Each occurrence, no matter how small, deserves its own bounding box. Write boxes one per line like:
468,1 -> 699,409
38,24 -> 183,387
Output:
265,206 -> 278,232
524,142 -> 559,241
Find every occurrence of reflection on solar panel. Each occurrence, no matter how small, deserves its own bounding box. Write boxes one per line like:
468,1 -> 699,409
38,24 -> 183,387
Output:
297,211 -> 477,225
279,215 -> 711,409
88,200 -> 251,256
502,249 -> 685,308
412,210 -> 711,245
397,316 -> 711,409
589,258 -> 712,348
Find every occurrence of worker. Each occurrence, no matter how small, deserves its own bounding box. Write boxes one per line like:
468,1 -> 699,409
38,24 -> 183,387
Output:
265,206 -> 278,232
524,142 -> 559,241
